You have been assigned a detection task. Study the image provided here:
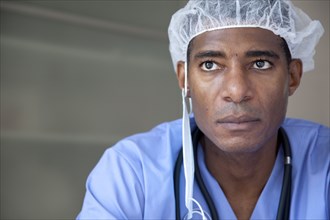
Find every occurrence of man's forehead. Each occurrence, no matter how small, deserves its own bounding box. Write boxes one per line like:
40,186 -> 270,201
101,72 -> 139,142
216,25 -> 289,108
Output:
189,27 -> 283,54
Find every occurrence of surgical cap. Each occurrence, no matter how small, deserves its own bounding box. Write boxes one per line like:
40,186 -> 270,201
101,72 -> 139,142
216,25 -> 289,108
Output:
168,0 -> 324,72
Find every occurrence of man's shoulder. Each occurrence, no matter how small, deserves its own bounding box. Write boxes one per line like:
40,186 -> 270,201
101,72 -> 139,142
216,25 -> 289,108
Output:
282,117 -> 329,144
121,117 -> 183,147
282,117 -> 329,165
283,118 -> 329,133
106,118 -> 183,162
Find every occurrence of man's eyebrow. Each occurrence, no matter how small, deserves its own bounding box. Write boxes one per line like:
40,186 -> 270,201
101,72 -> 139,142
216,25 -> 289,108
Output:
194,50 -> 226,59
193,50 -> 280,60
245,50 -> 280,59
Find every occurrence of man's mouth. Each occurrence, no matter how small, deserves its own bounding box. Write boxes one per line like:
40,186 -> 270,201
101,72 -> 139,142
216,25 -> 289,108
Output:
216,115 -> 260,130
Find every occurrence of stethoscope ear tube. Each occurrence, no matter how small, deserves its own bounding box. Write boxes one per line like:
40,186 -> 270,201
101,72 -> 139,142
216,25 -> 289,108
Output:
193,129 -> 219,220
276,127 -> 292,220
174,149 -> 183,219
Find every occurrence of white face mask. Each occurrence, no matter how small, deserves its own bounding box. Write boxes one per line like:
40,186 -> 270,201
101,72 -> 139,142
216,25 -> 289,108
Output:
181,62 -> 207,220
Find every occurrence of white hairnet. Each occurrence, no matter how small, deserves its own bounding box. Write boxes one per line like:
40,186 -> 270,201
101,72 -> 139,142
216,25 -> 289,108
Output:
168,0 -> 324,73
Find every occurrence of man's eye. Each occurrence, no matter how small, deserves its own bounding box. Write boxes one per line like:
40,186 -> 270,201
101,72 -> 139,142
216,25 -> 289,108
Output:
201,61 -> 219,71
253,60 -> 272,70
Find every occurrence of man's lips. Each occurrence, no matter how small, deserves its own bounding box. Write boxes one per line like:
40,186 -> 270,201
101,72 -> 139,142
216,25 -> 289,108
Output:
216,115 -> 260,130
217,115 -> 260,124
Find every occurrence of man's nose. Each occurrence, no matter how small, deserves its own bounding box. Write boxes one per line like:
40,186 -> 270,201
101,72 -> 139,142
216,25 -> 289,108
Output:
221,66 -> 253,103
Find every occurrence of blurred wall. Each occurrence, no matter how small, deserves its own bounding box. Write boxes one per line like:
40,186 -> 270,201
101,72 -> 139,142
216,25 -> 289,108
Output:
286,1 -> 330,126
0,1 -> 329,219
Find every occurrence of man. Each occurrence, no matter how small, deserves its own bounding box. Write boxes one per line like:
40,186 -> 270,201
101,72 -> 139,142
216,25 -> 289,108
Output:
77,0 -> 329,219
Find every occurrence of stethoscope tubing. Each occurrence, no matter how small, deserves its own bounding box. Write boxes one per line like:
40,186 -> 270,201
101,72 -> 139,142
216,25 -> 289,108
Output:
193,128 -> 219,220
174,127 -> 292,220
276,127 -> 292,220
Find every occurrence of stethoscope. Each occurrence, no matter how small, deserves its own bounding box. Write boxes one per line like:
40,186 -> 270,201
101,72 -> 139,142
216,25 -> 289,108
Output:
174,127 -> 292,220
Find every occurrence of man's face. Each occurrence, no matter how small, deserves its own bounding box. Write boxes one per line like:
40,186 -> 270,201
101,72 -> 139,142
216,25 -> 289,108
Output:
178,28 -> 302,153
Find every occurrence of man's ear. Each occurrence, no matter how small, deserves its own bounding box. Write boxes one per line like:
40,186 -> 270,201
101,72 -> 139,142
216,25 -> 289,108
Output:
288,59 -> 303,96
176,61 -> 186,90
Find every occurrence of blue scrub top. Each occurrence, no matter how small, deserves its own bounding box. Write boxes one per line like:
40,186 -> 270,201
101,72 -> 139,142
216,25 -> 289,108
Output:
77,118 -> 330,219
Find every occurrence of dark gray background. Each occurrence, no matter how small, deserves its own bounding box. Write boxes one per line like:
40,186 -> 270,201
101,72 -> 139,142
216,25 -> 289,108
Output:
1,1 -> 329,219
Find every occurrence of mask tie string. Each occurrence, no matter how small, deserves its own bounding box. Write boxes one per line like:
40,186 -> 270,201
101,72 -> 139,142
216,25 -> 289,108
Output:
181,62 -> 206,220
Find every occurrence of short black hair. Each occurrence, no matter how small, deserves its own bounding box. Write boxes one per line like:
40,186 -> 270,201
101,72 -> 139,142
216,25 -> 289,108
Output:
281,38 -> 292,64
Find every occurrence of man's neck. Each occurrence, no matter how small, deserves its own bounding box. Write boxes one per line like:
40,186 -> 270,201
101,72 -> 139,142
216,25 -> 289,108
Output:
202,134 -> 279,219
